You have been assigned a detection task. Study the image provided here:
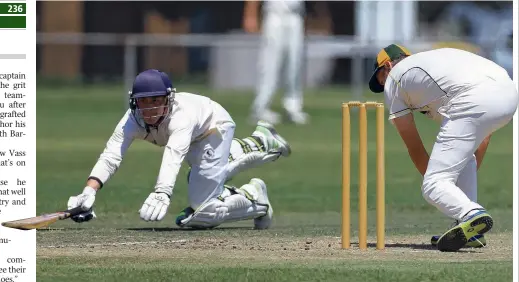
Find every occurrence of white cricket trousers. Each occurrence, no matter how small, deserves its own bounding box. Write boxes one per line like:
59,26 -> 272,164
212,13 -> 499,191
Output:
422,78 -> 518,220
252,11 -> 304,114
185,105 -> 236,210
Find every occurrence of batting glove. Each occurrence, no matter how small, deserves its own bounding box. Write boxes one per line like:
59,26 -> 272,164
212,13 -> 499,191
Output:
67,186 -> 97,223
139,192 -> 170,221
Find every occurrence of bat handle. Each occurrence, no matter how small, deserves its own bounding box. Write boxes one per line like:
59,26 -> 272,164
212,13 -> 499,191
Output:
65,206 -> 88,218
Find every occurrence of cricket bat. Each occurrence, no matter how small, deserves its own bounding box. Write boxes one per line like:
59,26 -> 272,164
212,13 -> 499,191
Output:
1,206 -> 85,230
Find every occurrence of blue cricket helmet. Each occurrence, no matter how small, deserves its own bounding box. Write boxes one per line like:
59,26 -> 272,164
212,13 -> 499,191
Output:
129,69 -> 176,128
130,69 -> 173,98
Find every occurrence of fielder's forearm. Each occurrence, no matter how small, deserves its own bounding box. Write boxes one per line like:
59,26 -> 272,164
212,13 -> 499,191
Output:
475,134 -> 491,170
408,146 -> 430,177
243,0 -> 259,21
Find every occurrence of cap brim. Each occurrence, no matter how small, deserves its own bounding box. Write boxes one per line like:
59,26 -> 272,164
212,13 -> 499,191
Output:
368,67 -> 384,93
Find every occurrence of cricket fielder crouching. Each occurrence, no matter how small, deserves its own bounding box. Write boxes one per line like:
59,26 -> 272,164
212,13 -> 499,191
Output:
369,44 -> 518,252
66,69 -> 292,230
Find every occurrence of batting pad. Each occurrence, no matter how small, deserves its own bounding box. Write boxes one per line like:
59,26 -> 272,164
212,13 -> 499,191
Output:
177,194 -> 267,229
226,151 -> 280,180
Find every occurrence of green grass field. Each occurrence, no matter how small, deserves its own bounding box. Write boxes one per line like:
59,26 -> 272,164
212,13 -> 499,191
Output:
36,83 -> 514,281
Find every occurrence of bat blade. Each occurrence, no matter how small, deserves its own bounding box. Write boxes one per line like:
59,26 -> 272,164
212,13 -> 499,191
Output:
1,214 -> 61,230
1,207 -> 85,230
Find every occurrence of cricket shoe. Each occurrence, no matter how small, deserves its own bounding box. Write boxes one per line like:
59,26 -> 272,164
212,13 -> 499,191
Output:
431,234 -> 486,248
250,109 -> 281,125
431,220 -> 486,248
252,120 -> 291,157
250,178 -> 273,230
285,111 -> 309,125
436,210 -> 493,252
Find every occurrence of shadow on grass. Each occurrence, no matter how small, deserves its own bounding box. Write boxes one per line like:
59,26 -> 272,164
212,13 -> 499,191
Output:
37,228 -> 88,232
125,226 -> 253,232
343,242 -> 437,251
376,242 -> 435,250
351,242 -> 482,253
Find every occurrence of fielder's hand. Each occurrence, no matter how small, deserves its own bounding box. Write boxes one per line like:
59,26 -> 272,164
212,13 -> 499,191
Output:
67,186 -> 97,223
139,192 -> 170,221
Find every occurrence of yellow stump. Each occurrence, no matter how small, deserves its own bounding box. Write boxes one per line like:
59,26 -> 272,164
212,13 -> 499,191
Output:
341,101 -> 385,250
341,103 -> 350,249
376,104 -> 385,250
358,104 -> 368,250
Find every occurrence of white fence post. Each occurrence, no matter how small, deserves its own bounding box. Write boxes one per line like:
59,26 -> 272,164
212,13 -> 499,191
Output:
123,36 -> 138,110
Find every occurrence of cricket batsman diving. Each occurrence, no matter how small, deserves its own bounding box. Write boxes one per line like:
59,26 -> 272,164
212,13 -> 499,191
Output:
369,44 -> 518,252
66,69 -> 292,230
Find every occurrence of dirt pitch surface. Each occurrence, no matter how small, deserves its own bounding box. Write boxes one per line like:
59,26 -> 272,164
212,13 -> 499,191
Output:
37,228 -> 512,263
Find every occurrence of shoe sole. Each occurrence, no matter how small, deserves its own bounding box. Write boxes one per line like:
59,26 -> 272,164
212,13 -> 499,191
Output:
257,120 -> 291,157
431,234 -> 486,248
436,214 -> 493,252
251,178 -> 273,230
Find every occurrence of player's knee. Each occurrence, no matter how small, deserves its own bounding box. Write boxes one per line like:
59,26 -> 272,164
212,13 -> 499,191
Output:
421,173 -> 440,196
421,180 -> 433,200
187,171 -> 227,209
421,176 -> 454,202
189,188 -> 220,211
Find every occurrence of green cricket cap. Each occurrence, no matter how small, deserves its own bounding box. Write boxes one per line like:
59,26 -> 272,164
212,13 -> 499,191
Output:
368,44 -> 412,93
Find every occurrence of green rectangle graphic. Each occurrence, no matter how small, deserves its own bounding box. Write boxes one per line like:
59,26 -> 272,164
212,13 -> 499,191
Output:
0,16 -> 25,28
0,4 -> 26,14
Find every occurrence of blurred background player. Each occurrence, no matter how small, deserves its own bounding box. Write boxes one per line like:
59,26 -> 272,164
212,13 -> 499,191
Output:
243,0 -> 308,125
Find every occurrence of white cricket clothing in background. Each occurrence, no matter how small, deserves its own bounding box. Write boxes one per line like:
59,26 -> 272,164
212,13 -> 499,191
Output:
384,48 -> 511,122
89,92 -> 234,198
263,0 -> 304,15
252,0 -> 305,121
382,48 -> 518,220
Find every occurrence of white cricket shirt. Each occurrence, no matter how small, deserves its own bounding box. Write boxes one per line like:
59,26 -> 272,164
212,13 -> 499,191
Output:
263,0 -> 304,15
88,92 -> 234,194
384,48 -> 511,122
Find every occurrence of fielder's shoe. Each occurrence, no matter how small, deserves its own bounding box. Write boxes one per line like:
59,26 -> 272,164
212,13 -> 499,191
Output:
431,234 -> 486,248
431,220 -> 487,248
252,120 -> 291,157
250,109 -> 281,125
285,111 -> 309,125
436,210 -> 493,252
250,178 -> 273,230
